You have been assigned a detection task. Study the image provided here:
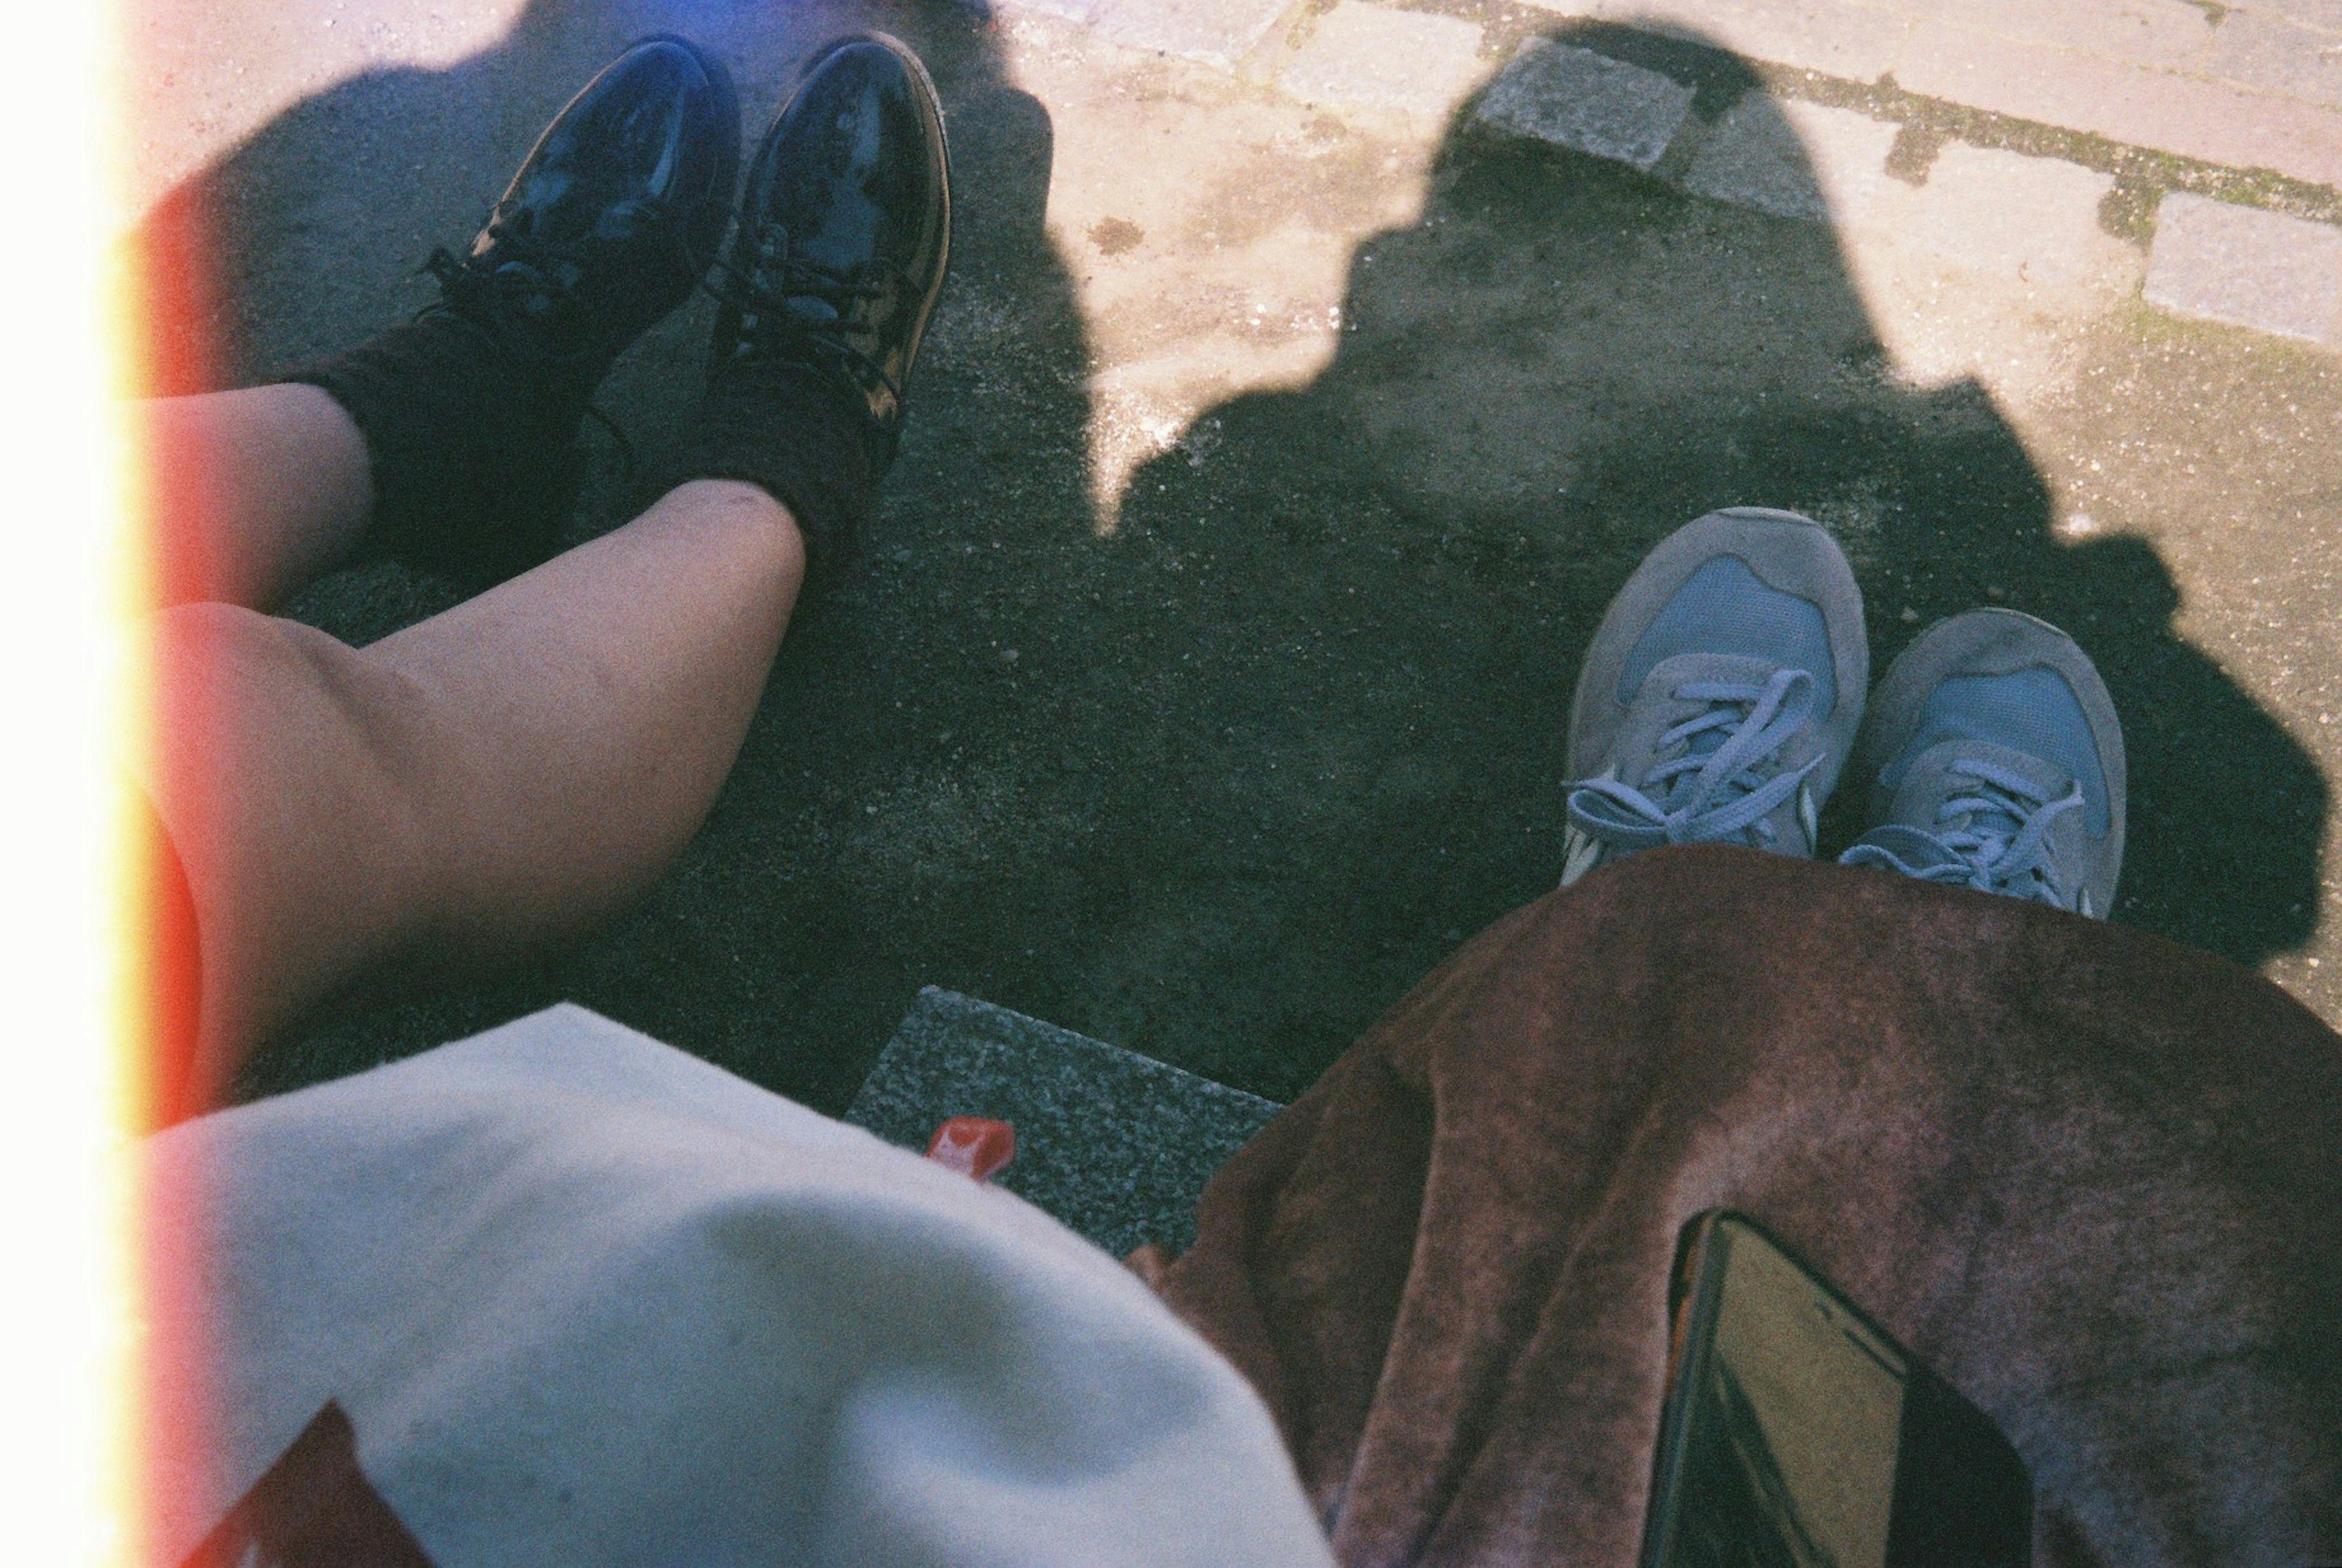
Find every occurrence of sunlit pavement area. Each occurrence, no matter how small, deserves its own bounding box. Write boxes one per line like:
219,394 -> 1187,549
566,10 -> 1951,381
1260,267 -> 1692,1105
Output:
134,0 -> 2342,1109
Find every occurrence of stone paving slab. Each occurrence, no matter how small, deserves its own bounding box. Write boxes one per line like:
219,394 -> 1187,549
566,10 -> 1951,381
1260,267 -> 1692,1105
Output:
845,989 -> 1283,1257
1882,0 -> 2216,74
1474,38 -> 1694,171
2205,9 -> 2342,109
1894,143 -> 2121,288
1896,18 -> 2342,188
1280,2 -> 1487,121
1513,0 -> 2342,194
1089,0 -> 1293,68
2146,192 -> 2342,342
1040,0 -> 2342,352
1337,2 -> 2342,343
1683,96 -> 1899,224
2245,0 -> 2342,30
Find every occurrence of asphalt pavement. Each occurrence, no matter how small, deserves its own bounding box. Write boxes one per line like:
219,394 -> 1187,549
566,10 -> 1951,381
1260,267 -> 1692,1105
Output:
134,0 -> 2342,1109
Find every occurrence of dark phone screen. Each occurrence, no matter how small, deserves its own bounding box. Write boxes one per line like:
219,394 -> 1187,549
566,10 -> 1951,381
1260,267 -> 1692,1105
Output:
1648,1217 -> 2030,1568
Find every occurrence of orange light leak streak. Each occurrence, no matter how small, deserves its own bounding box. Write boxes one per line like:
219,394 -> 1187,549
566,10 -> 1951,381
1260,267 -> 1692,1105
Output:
113,0 -> 215,1552
0,1 -> 145,1561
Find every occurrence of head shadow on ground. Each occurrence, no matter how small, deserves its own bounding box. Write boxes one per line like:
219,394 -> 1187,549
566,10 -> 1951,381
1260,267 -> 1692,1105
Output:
1069,20 -> 2326,1092
136,7 -> 2324,1111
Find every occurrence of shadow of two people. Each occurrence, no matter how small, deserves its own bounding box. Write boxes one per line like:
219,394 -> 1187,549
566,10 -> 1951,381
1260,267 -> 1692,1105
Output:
1098,26 -> 2324,1090
135,1 -> 2322,1109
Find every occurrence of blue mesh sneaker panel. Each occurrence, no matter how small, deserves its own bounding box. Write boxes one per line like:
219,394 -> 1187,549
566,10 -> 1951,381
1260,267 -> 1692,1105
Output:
1617,556 -> 1836,718
1888,666 -> 2110,836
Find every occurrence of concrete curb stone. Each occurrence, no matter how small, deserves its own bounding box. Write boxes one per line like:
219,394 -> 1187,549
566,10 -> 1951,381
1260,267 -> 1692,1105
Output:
1473,38 -> 1695,171
2146,191 -> 2342,342
845,989 -> 1283,1256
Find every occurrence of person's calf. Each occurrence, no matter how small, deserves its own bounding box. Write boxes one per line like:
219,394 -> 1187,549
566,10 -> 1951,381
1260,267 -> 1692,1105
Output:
139,477 -> 809,1098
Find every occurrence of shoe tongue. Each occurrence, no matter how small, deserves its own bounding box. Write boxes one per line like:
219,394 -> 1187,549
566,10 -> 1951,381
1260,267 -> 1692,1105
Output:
1642,651 -> 1781,692
1638,653 -> 1785,764
1892,739 -> 2068,839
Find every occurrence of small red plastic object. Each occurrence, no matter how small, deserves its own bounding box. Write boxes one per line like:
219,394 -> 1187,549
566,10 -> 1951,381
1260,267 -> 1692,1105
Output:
925,1116 -> 1017,1181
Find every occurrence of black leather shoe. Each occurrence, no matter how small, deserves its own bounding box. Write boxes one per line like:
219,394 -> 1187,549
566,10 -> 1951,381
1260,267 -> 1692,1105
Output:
293,36 -> 740,589
710,34 -> 952,474
429,35 -> 741,365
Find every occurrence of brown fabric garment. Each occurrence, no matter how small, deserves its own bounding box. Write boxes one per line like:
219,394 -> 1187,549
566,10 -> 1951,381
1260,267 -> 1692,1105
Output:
1144,845 -> 2342,1566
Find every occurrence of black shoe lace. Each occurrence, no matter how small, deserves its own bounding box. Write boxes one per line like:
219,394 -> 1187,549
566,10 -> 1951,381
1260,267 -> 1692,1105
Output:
420,232 -> 601,368
412,194 -> 719,492
698,225 -> 908,408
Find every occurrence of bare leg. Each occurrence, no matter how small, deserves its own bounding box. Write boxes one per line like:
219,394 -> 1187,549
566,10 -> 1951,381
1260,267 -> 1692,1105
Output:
133,480 -> 806,1105
140,385 -> 376,610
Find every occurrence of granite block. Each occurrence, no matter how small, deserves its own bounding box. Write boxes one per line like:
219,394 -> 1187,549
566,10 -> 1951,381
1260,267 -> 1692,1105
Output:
2146,192 -> 2342,343
1474,40 -> 1695,171
845,987 -> 1285,1256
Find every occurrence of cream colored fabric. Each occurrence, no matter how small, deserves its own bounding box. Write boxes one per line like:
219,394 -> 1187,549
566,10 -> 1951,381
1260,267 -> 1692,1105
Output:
145,1003 -> 1334,1567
